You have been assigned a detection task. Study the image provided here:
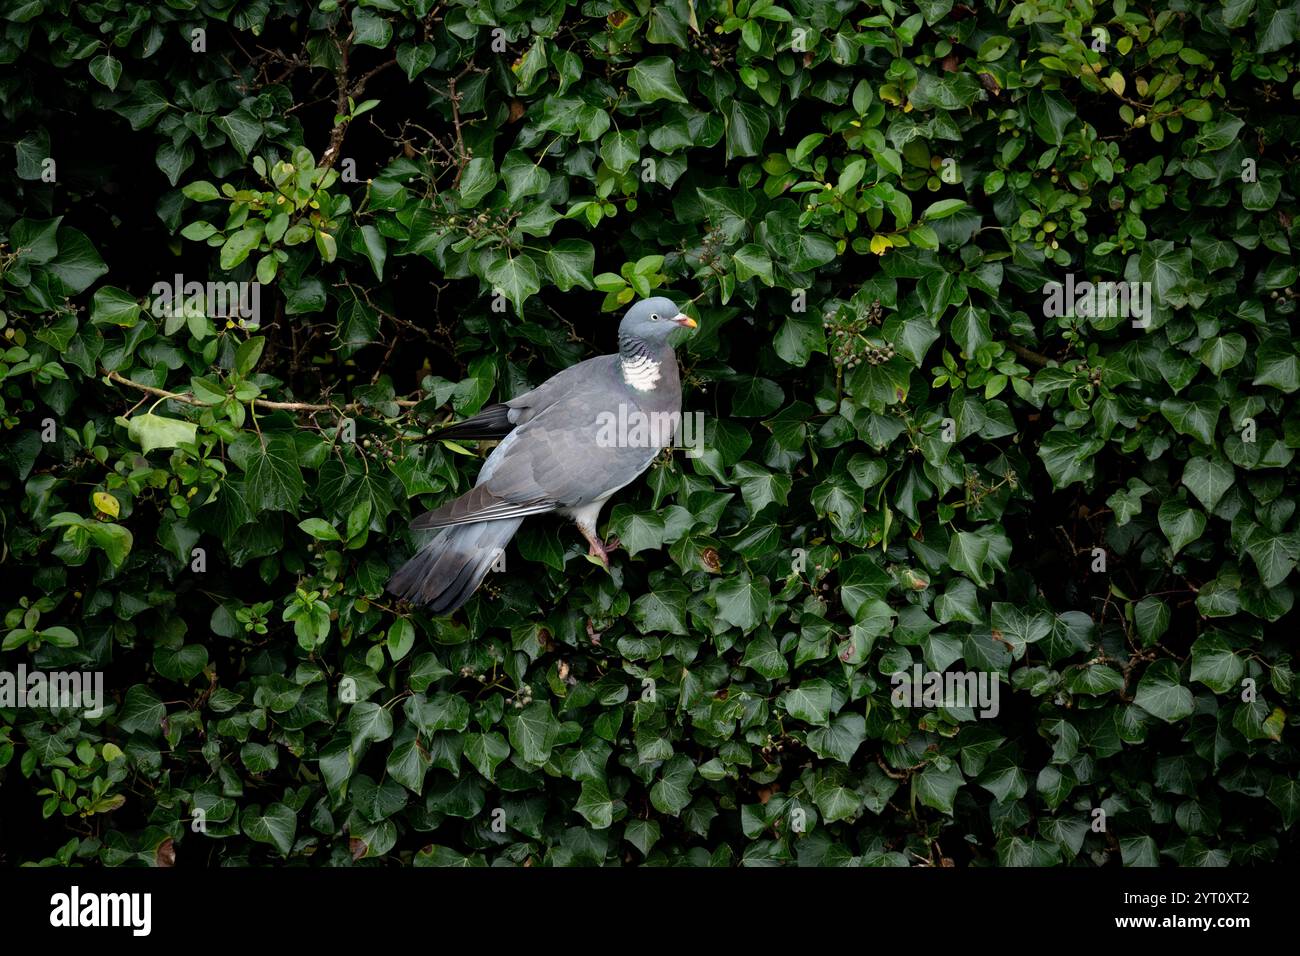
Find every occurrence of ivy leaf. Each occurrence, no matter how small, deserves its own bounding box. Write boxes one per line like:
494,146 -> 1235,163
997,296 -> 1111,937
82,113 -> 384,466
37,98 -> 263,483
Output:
839,556 -> 891,618
624,819 -> 661,856
127,413 -> 197,454
739,632 -> 788,679
713,572 -> 770,632
111,80 -> 169,130
989,603 -> 1052,659
1160,393 -> 1220,445
1256,3 -> 1298,53
773,311 -> 826,365
46,228 -> 107,294
811,769 -> 863,822
1267,776 -> 1300,828
915,762 -> 963,814
599,131 -> 639,173
1134,660 -> 1195,723
726,100 -> 769,160
948,532 -> 992,587
732,462 -> 791,513
1197,334 -> 1246,374
484,252 -> 541,315
387,738 -> 431,794
807,713 -> 867,763
404,692 -> 469,734
730,377 -> 784,417
608,505 -> 665,556
351,8 -> 393,48
1244,526 -> 1300,588
241,803 -> 297,856
1133,596 -> 1171,643
1038,428 -> 1102,487
780,679 -> 833,726
347,701 -> 394,748
1120,836 -> 1159,867
1253,340 -> 1300,392
1158,499 -> 1207,556
732,244 -> 774,285
117,685 -> 165,737
463,732 -> 510,782
505,701 -> 560,765
1181,457 -> 1234,512
89,54 -> 122,91
1189,633 -> 1244,694
231,433 -> 305,514
500,149 -> 550,203
214,108 -> 262,160
629,580 -> 689,635
1063,665 -> 1125,696
458,158 -> 497,208
544,239 -> 595,291
649,755 -> 696,815
628,57 -> 688,104
574,778 -> 616,828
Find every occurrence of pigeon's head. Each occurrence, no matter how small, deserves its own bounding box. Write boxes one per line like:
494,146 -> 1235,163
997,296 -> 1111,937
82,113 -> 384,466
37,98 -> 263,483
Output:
620,296 -> 697,344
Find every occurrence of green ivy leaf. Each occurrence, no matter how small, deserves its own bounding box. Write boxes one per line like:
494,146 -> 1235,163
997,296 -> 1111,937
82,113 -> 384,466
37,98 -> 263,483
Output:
505,701 -> 560,765
1133,660 -> 1195,723
627,57 -> 688,104
241,803 -> 297,856
1158,499 -> 1207,556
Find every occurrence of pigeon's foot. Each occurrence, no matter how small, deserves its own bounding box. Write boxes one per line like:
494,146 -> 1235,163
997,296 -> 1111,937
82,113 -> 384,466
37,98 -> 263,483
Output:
580,528 -> 620,570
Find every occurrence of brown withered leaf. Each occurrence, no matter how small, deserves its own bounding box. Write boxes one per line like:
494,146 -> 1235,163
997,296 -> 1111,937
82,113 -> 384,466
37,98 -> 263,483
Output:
978,72 -> 1002,96
155,838 -> 175,867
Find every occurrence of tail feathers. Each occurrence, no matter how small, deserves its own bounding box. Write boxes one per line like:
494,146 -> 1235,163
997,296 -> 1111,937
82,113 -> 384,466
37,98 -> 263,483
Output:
430,403 -> 514,441
386,518 -> 522,615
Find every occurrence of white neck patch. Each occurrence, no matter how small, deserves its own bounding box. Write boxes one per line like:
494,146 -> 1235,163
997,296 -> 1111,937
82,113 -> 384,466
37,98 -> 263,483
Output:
622,354 -> 661,391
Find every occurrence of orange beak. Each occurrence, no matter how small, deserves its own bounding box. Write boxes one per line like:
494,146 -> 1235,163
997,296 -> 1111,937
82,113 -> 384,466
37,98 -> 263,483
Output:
672,314 -> 698,329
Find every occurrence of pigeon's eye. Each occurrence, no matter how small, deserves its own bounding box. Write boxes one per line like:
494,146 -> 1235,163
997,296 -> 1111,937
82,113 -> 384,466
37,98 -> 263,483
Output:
650,313 -> 660,322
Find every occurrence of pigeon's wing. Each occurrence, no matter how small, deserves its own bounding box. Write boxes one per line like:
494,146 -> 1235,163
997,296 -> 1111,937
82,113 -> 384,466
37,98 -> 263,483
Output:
408,477 -> 555,529
504,356 -> 612,426
428,356 -> 612,442
410,360 -> 666,530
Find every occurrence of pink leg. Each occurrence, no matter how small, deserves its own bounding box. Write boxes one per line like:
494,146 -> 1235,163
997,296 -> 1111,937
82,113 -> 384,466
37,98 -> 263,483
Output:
578,526 -> 620,569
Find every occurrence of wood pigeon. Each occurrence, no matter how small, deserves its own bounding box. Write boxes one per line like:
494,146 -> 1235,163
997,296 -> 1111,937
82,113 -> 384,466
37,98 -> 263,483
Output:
388,296 -> 698,613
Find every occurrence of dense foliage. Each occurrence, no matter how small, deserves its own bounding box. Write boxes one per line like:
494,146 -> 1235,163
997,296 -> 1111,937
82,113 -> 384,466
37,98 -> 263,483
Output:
1,0 -> 1298,868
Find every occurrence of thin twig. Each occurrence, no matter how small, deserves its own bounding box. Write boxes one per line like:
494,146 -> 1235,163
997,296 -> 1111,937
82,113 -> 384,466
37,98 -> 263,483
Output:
101,369 -> 417,413
1007,342 -> 1053,367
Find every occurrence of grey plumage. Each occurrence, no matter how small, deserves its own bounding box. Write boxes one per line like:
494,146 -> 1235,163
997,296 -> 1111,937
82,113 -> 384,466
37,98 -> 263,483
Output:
388,296 -> 696,613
